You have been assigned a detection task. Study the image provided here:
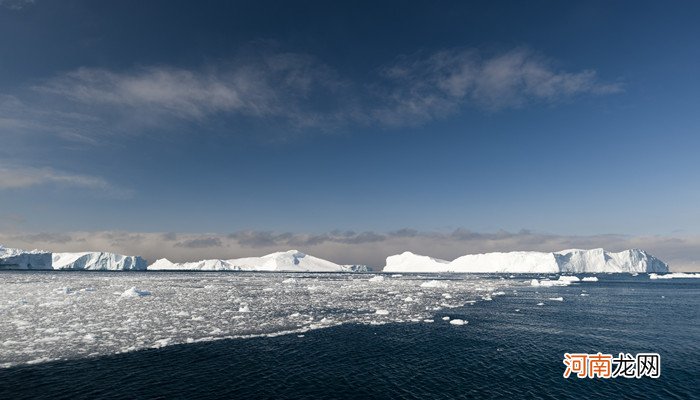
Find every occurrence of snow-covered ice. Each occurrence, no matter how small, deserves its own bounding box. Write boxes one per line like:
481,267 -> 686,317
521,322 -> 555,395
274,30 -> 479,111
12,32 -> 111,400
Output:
148,250 -> 348,272
0,246 -> 52,270
420,280 -> 448,288
649,272 -> 700,279
119,287 -> 151,298
0,271 -> 522,367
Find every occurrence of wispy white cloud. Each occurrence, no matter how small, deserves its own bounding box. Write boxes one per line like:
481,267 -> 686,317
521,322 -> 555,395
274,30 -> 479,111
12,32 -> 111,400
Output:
2,229 -> 697,272
0,0 -> 34,10
0,165 -> 132,197
35,53 -> 349,129
373,47 -> 622,126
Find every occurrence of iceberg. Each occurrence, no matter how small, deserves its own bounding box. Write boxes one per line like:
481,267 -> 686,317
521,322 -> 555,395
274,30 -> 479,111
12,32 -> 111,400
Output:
383,248 -> 669,273
148,250 -> 345,272
0,245 -> 52,270
52,252 -> 147,270
385,252 -> 450,271
342,264 -> 373,272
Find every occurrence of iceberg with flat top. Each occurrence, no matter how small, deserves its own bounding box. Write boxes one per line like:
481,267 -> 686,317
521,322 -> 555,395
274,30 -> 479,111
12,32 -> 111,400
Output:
0,245 -> 52,270
383,248 -> 668,273
52,252 -> 147,270
148,250 -> 347,272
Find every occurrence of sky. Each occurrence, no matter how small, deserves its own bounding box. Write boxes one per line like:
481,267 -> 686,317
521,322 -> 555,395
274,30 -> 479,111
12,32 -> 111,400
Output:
1,0 -> 699,270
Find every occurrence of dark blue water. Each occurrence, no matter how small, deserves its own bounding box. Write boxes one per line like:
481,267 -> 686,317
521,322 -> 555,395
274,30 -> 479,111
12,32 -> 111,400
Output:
1,275 -> 698,399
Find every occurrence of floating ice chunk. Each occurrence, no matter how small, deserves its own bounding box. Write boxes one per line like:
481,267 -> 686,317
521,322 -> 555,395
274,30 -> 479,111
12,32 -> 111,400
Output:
423,319 -> 434,323
420,280 -> 448,288
558,276 -> 580,282
492,291 -> 506,296
119,287 -> 151,298
403,296 -> 414,302
531,277 -> 576,287
374,309 -> 389,315
282,278 -> 297,284
548,297 -> 564,301
582,277 -> 599,282
536,302 -> 544,306
449,319 -> 467,325
390,274 -> 403,278
580,293 -> 590,296
368,276 -> 385,283
238,305 -> 251,313
441,293 -> 452,299
649,272 -> 700,279
152,338 -> 172,348
442,316 -> 450,321
175,311 -> 189,317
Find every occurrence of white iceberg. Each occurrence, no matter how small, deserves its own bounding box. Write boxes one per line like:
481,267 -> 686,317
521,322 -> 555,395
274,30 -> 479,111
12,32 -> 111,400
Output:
384,248 -> 668,274
0,245 -> 52,270
148,250 -> 345,272
53,252 -> 147,270
385,252 -> 450,271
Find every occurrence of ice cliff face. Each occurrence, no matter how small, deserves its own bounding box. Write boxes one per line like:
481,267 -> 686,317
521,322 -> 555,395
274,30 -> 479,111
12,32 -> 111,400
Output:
384,249 -> 669,273
0,246 -> 52,270
52,252 -> 148,270
148,250 -> 346,272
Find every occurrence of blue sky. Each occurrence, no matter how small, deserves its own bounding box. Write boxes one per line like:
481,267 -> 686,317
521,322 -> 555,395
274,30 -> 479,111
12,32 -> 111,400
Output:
1,1 -> 699,268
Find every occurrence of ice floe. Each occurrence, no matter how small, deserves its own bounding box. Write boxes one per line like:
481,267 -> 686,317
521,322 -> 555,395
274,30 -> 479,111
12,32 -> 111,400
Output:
0,271 -> 519,367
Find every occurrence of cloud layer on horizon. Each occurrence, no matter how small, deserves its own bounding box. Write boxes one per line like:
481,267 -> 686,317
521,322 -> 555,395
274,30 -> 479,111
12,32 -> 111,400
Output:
1,229 -> 697,272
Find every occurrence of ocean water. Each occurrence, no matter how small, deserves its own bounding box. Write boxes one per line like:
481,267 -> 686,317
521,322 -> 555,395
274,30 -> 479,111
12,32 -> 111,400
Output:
0,273 -> 698,399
